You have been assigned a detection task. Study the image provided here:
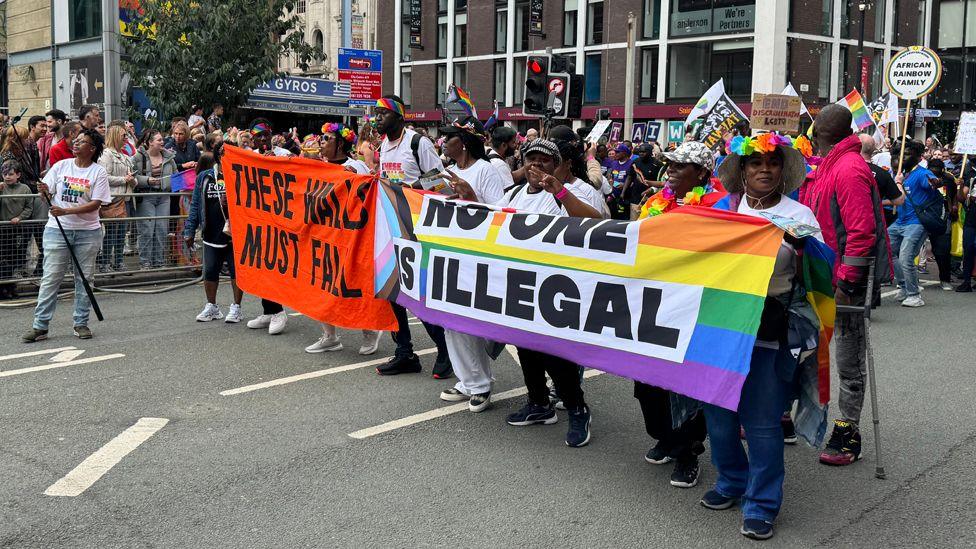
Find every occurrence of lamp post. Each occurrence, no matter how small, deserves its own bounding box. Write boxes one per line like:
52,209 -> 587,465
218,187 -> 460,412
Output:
857,1 -> 872,96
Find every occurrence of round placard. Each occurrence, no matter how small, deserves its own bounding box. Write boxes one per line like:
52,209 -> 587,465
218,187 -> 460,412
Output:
885,46 -> 943,100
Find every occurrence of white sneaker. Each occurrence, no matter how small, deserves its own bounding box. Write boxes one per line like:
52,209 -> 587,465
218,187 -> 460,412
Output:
359,330 -> 382,355
246,314 -> 273,329
894,289 -> 907,302
901,295 -> 925,307
940,282 -> 953,291
196,303 -> 223,322
305,334 -> 343,353
268,311 -> 288,335
225,304 -> 242,323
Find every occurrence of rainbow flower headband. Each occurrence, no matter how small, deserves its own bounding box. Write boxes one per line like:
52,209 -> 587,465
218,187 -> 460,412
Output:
728,133 -> 793,156
321,123 -> 357,144
375,98 -> 405,117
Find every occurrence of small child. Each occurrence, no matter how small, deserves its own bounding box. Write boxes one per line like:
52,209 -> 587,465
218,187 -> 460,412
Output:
0,159 -> 33,298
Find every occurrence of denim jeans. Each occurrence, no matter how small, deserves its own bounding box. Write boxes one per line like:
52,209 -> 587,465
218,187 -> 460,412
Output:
887,222 -> 927,296
33,226 -> 101,330
136,195 -> 169,267
98,219 -> 126,269
703,346 -> 792,523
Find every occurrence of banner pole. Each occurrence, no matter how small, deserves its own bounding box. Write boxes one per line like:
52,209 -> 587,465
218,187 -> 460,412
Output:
896,98 -> 912,177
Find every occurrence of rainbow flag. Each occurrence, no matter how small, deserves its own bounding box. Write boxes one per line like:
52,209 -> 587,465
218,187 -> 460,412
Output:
446,84 -> 477,118
800,237 -> 836,404
168,169 -> 197,192
840,89 -> 874,131
375,186 -> 784,410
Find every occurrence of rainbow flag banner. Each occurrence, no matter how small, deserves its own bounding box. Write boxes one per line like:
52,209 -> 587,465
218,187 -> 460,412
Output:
840,89 -> 875,130
800,237 -> 836,404
168,169 -> 197,192
374,186 -> 784,410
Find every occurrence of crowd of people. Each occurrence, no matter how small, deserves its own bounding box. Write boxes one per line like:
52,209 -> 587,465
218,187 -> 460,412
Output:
4,94 -> 973,541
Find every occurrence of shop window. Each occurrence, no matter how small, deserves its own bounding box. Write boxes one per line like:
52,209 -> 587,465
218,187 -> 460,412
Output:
640,47 -> 658,101
70,0 -> 102,41
668,41 -> 752,99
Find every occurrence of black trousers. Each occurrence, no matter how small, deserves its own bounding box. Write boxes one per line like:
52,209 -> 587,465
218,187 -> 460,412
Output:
261,298 -> 283,315
391,302 -> 447,359
517,347 -> 585,411
634,381 -> 707,460
962,224 -> 976,283
929,230 -> 952,283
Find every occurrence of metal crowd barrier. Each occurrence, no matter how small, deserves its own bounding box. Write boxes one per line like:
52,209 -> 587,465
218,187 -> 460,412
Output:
0,191 -> 205,298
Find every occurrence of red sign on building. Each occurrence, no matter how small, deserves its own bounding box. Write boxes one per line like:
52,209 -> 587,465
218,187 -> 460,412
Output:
338,70 -> 383,105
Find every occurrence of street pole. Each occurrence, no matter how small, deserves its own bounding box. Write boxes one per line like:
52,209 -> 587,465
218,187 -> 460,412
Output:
623,12 -> 636,141
857,2 -> 869,97
342,0 -> 353,48
102,0 -> 123,122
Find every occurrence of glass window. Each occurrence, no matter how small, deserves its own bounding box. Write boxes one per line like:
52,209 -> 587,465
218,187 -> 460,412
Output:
514,59 -> 526,105
437,65 -> 447,107
438,15 -> 448,58
938,1 -> 965,49
455,13 -> 467,57
640,47 -> 658,101
710,41 -> 752,98
584,53 -> 602,102
838,44 -> 851,98
401,69 -> 412,107
587,1 -> 604,45
496,7 -> 508,53
515,1 -> 530,52
931,54 -> 963,106
494,60 -> 507,104
668,43 -> 709,98
873,0 -> 886,43
893,0 -> 925,46
439,0 -> 449,11
69,0 -> 102,41
314,30 -> 324,52
643,0 -> 660,39
454,63 -> 467,90
456,0 -> 468,8
297,0 -> 306,14
401,22 -> 413,61
564,0 -> 578,47
788,0 -> 831,36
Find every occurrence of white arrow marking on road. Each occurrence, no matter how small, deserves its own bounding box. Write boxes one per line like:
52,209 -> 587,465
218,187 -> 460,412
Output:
0,354 -> 126,378
50,349 -> 86,363
44,417 -> 169,497
348,369 -> 605,440
220,347 -> 438,396
0,346 -> 77,362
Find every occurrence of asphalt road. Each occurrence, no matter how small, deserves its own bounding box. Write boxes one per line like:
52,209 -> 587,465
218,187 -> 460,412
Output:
0,278 -> 973,548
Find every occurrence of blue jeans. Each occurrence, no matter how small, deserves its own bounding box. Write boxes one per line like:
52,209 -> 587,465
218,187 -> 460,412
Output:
703,346 -> 792,523
887,222 -> 927,296
136,196 -> 169,267
33,227 -> 101,330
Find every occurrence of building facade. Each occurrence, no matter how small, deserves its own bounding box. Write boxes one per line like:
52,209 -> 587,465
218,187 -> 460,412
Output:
6,0 -> 53,116
378,0 -> 932,137
279,0 -> 380,79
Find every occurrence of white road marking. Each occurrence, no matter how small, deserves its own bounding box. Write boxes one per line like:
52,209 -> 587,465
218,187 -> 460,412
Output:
0,354 -> 125,378
348,369 -> 605,440
288,312 -> 303,317
220,347 -> 438,396
50,349 -> 86,363
505,345 -> 520,364
44,417 -> 169,497
0,346 -> 77,362
880,279 -> 938,299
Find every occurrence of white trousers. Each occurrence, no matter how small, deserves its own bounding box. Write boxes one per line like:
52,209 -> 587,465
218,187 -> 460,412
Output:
445,329 -> 494,395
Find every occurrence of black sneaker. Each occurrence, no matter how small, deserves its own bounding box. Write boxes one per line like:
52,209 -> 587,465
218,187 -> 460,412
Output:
670,458 -> 700,488
22,328 -> 49,343
506,401 -> 558,426
468,392 -> 491,413
565,405 -> 591,447
819,420 -> 861,466
700,489 -> 738,510
376,353 -> 422,376
431,355 -> 454,379
782,413 -> 797,445
73,325 -> 92,340
956,283 -> 973,293
741,518 -> 774,540
644,442 -> 673,465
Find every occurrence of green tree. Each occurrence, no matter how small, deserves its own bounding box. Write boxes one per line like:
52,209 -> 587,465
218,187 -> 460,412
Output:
122,0 -> 319,125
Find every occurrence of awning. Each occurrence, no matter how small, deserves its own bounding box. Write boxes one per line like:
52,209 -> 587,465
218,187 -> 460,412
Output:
245,76 -> 365,117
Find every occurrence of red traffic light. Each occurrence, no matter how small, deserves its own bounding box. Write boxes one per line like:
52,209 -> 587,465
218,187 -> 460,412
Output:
528,59 -> 543,73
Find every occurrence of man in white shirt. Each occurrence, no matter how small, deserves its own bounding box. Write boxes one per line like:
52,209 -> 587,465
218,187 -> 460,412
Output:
486,126 -> 517,190
374,95 -> 451,378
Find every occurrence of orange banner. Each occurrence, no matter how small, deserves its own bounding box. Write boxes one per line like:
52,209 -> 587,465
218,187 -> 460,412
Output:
222,145 -> 396,331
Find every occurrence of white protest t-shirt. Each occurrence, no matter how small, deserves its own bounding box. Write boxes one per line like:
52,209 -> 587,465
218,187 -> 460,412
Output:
379,128 -> 443,186
737,194 -> 822,296
499,181 -> 598,216
488,155 -> 515,190
342,158 -> 372,175
445,159 -> 505,205
43,159 -> 111,231
566,177 -> 610,218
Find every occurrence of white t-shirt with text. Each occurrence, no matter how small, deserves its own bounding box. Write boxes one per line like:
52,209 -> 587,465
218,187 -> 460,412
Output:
379,128 -> 443,186
445,159 -> 505,205
43,159 -> 111,231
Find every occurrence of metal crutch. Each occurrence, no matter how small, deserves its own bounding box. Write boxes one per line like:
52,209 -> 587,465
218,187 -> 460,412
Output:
836,256 -> 885,479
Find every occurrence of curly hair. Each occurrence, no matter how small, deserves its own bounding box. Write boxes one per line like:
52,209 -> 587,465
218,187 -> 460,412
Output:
78,127 -> 105,162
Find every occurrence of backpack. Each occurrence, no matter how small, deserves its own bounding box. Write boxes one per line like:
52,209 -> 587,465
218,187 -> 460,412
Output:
410,133 -> 422,168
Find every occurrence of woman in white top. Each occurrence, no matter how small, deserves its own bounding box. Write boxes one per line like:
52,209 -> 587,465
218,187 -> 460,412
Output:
304,123 -> 384,356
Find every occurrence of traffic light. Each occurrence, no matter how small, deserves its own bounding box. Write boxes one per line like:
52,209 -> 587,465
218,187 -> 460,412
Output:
522,55 -> 550,116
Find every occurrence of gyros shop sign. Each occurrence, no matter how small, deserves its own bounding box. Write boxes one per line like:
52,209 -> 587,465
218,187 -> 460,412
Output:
885,46 -> 942,100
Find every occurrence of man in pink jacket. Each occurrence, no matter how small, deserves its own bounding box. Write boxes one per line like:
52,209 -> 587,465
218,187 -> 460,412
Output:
801,104 -> 892,467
